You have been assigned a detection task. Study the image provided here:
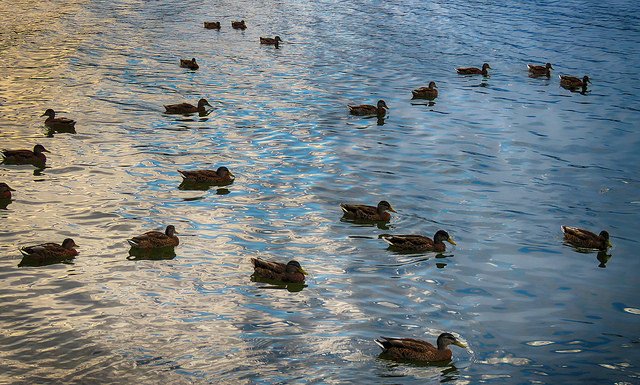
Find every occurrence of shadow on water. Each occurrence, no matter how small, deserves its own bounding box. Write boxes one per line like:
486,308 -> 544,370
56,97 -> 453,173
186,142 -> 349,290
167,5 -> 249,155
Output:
18,254 -> 76,268
250,275 -> 307,293
127,247 -> 177,261
377,358 -> 459,382
340,217 -> 392,231
0,198 -> 11,210
563,243 -> 613,268
44,126 -> 77,137
178,181 -> 233,191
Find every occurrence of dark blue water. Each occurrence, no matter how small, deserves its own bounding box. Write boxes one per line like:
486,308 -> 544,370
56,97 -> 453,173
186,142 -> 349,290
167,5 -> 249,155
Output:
1,0 -> 639,383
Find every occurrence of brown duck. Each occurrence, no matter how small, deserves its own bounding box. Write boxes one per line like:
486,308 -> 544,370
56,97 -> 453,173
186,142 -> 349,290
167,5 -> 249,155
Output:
561,226 -> 611,250
375,333 -> 467,362
41,109 -> 76,129
260,36 -> 282,46
1,144 -> 49,166
560,75 -> 590,91
340,200 -> 396,222
204,21 -> 221,29
128,225 -> 179,249
412,81 -> 438,100
0,183 -> 15,199
178,167 -> 235,185
379,230 -> 457,252
528,63 -> 553,77
348,100 -> 388,117
164,98 -> 211,114
251,258 -> 307,283
232,20 -> 247,30
20,238 -> 79,260
180,58 -> 199,70
457,63 -> 491,76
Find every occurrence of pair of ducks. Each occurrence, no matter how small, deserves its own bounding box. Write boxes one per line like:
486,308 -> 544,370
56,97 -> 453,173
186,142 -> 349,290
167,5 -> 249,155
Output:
1,109 -> 77,166
203,20 -> 247,30
341,201 -> 457,252
527,63 -> 591,91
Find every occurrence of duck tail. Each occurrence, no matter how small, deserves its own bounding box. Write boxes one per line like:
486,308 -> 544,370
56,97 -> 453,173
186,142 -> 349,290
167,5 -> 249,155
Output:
339,204 -> 349,213
560,225 -> 567,234
127,239 -> 138,247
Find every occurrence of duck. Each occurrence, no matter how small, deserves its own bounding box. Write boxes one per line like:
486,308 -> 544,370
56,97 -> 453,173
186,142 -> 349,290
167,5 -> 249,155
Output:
560,75 -> 590,91
348,100 -> 389,117
20,238 -> 79,260
178,167 -> 235,185
561,226 -> 611,250
375,332 -> 467,362
260,36 -> 282,46
528,62 -> 553,77
41,109 -> 76,129
1,144 -> 49,166
251,258 -> 307,283
0,183 -> 15,199
379,230 -> 457,252
457,63 -> 491,76
203,21 -> 221,29
340,200 -> 396,222
179,58 -> 199,70
232,20 -> 247,30
128,225 -> 179,249
164,98 -> 211,114
412,81 -> 438,100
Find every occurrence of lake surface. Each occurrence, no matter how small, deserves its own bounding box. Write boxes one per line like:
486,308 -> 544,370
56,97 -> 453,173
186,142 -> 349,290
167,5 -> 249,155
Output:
1,0 -> 639,383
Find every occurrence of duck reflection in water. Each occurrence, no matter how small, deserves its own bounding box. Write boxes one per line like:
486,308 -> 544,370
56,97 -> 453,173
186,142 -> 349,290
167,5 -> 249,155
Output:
127,246 -> 177,261
250,275 -> 307,293
596,251 -> 612,268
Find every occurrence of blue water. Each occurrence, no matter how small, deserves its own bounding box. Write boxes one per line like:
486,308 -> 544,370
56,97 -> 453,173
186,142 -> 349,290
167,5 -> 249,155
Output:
1,0 -> 639,383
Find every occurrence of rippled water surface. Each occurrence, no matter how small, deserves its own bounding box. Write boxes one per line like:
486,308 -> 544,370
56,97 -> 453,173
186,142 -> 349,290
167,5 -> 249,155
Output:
1,0 -> 639,383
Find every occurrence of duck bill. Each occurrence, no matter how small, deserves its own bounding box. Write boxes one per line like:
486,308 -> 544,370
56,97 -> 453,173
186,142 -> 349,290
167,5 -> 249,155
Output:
229,172 -> 236,178
453,340 -> 467,348
388,207 -> 397,213
8,187 -> 15,191
607,240 -> 612,248
447,237 -> 457,246
298,267 -> 308,275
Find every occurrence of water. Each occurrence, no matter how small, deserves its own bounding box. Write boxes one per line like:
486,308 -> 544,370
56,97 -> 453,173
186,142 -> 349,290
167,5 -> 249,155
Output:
1,0 -> 639,383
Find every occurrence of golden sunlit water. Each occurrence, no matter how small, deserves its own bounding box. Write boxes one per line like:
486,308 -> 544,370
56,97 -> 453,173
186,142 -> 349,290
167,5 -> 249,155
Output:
1,0 -> 639,384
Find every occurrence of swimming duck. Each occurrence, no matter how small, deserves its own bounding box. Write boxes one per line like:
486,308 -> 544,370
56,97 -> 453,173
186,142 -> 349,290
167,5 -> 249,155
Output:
41,109 -> 76,129
375,332 -> 467,362
379,230 -> 456,252
251,258 -> 307,283
348,100 -> 388,117
164,98 -> 211,114
260,36 -> 282,46
1,144 -> 49,166
20,238 -> 79,260
0,183 -> 15,199
528,63 -> 553,77
561,226 -> 611,250
232,20 -> 247,30
457,63 -> 491,76
340,200 -> 396,222
128,225 -> 179,249
412,81 -> 438,100
180,58 -> 199,70
178,167 -> 235,185
560,75 -> 590,91
203,21 -> 221,29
